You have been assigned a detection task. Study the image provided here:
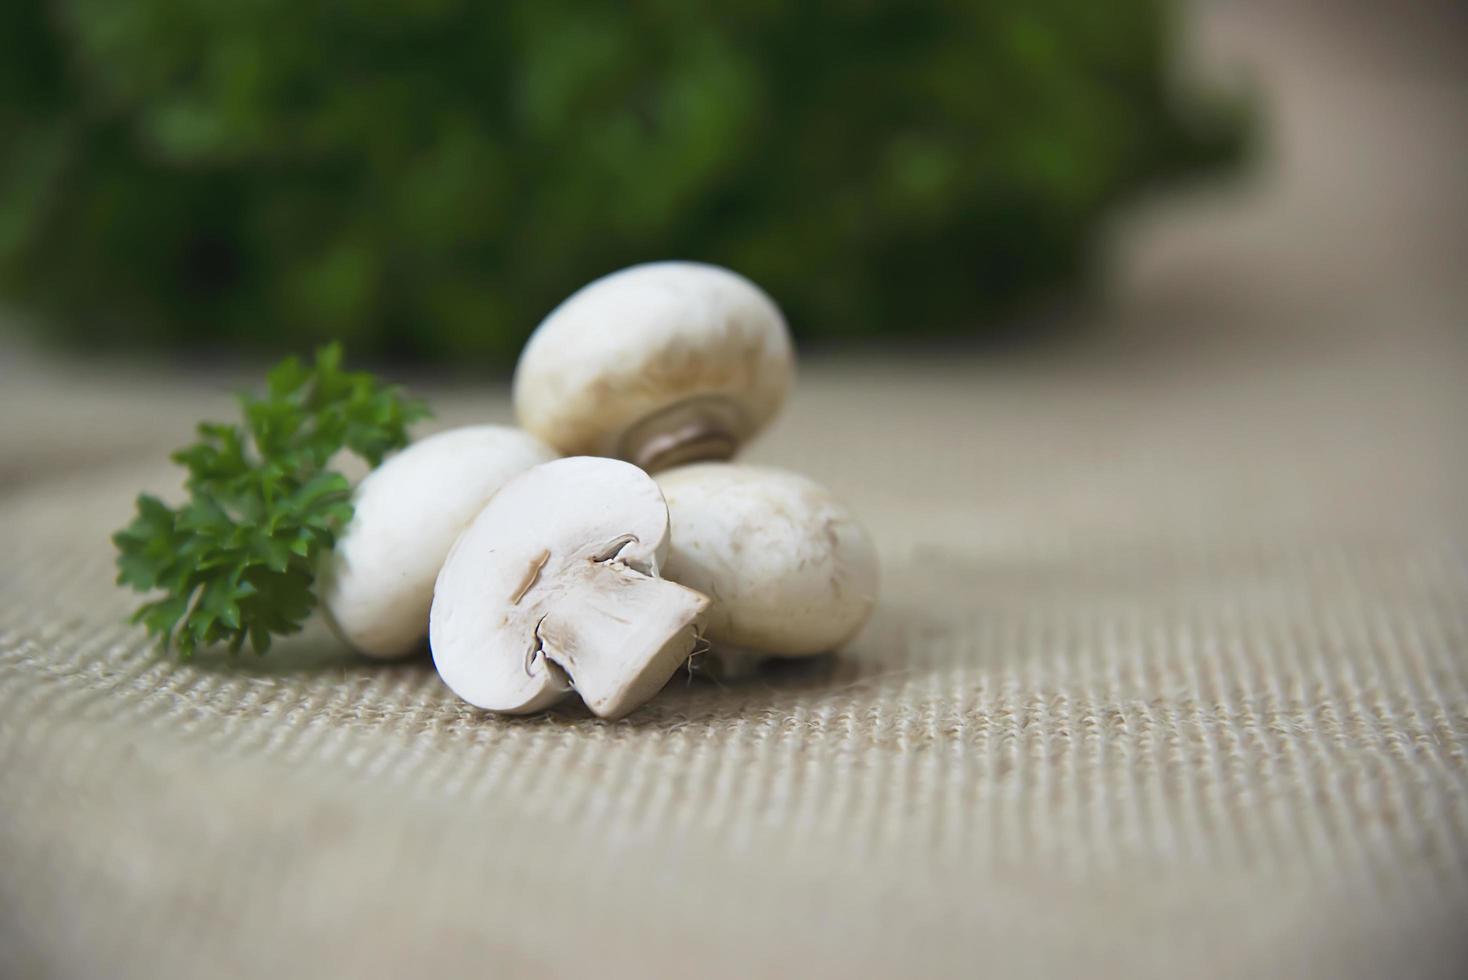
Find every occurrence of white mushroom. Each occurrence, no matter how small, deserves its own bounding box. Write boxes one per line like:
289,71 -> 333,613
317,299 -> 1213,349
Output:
513,262 -> 794,471
319,425 -> 558,659
656,463 -> 879,657
430,456 -> 710,719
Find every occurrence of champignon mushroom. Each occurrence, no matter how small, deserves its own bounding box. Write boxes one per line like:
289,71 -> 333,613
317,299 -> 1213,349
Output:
319,425 -> 558,659
655,463 -> 879,657
513,262 -> 794,471
430,456 -> 710,719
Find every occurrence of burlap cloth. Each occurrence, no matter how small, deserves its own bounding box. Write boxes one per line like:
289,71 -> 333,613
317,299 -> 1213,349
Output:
2,5 -> 1466,978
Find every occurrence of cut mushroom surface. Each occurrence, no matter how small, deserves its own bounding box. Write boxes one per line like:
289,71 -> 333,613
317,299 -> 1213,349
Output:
430,456 -> 710,719
319,425 -> 558,659
656,463 -> 879,657
513,262 -> 794,471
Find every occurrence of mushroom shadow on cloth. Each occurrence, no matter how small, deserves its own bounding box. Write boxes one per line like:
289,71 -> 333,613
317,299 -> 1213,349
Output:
175,629 -> 403,679
166,629 -> 869,732
161,587 -> 929,731
580,652 -> 855,728
599,593 -> 954,730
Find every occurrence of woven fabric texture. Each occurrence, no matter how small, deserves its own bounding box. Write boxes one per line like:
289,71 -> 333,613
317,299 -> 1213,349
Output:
2,4 -> 1466,978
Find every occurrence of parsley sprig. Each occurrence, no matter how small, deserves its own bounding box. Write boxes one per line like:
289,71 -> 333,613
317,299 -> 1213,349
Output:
113,344 -> 429,658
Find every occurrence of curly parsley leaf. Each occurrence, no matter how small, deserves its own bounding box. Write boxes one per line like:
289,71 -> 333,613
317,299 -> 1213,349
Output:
113,343 -> 429,658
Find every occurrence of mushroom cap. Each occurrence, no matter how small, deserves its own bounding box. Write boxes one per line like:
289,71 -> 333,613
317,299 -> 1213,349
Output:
319,425 -> 558,659
512,262 -> 794,461
656,463 -> 879,656
431,456 -> 709,719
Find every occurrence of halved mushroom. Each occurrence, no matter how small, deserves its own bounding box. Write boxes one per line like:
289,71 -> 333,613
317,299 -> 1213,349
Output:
319,425 -> 558,659
430,456 -> 710,719
513,262 -> 794,472
655,463 -> 879,658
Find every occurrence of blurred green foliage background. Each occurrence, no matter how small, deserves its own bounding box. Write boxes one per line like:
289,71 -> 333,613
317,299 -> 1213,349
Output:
0,0 -> 1246,362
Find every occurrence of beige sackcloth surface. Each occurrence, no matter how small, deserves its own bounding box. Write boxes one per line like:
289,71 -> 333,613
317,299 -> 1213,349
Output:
2,4 -> 1466,978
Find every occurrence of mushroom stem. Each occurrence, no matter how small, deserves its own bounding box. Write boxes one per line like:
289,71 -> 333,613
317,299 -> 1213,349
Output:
618,395 -> 744,472
536,563 -> 708,718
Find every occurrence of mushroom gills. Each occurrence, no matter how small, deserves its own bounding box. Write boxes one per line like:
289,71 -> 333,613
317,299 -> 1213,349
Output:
617,394 -> 746,471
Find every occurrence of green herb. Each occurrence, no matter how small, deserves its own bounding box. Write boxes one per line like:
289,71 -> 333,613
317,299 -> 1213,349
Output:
113,343 -> 429,658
